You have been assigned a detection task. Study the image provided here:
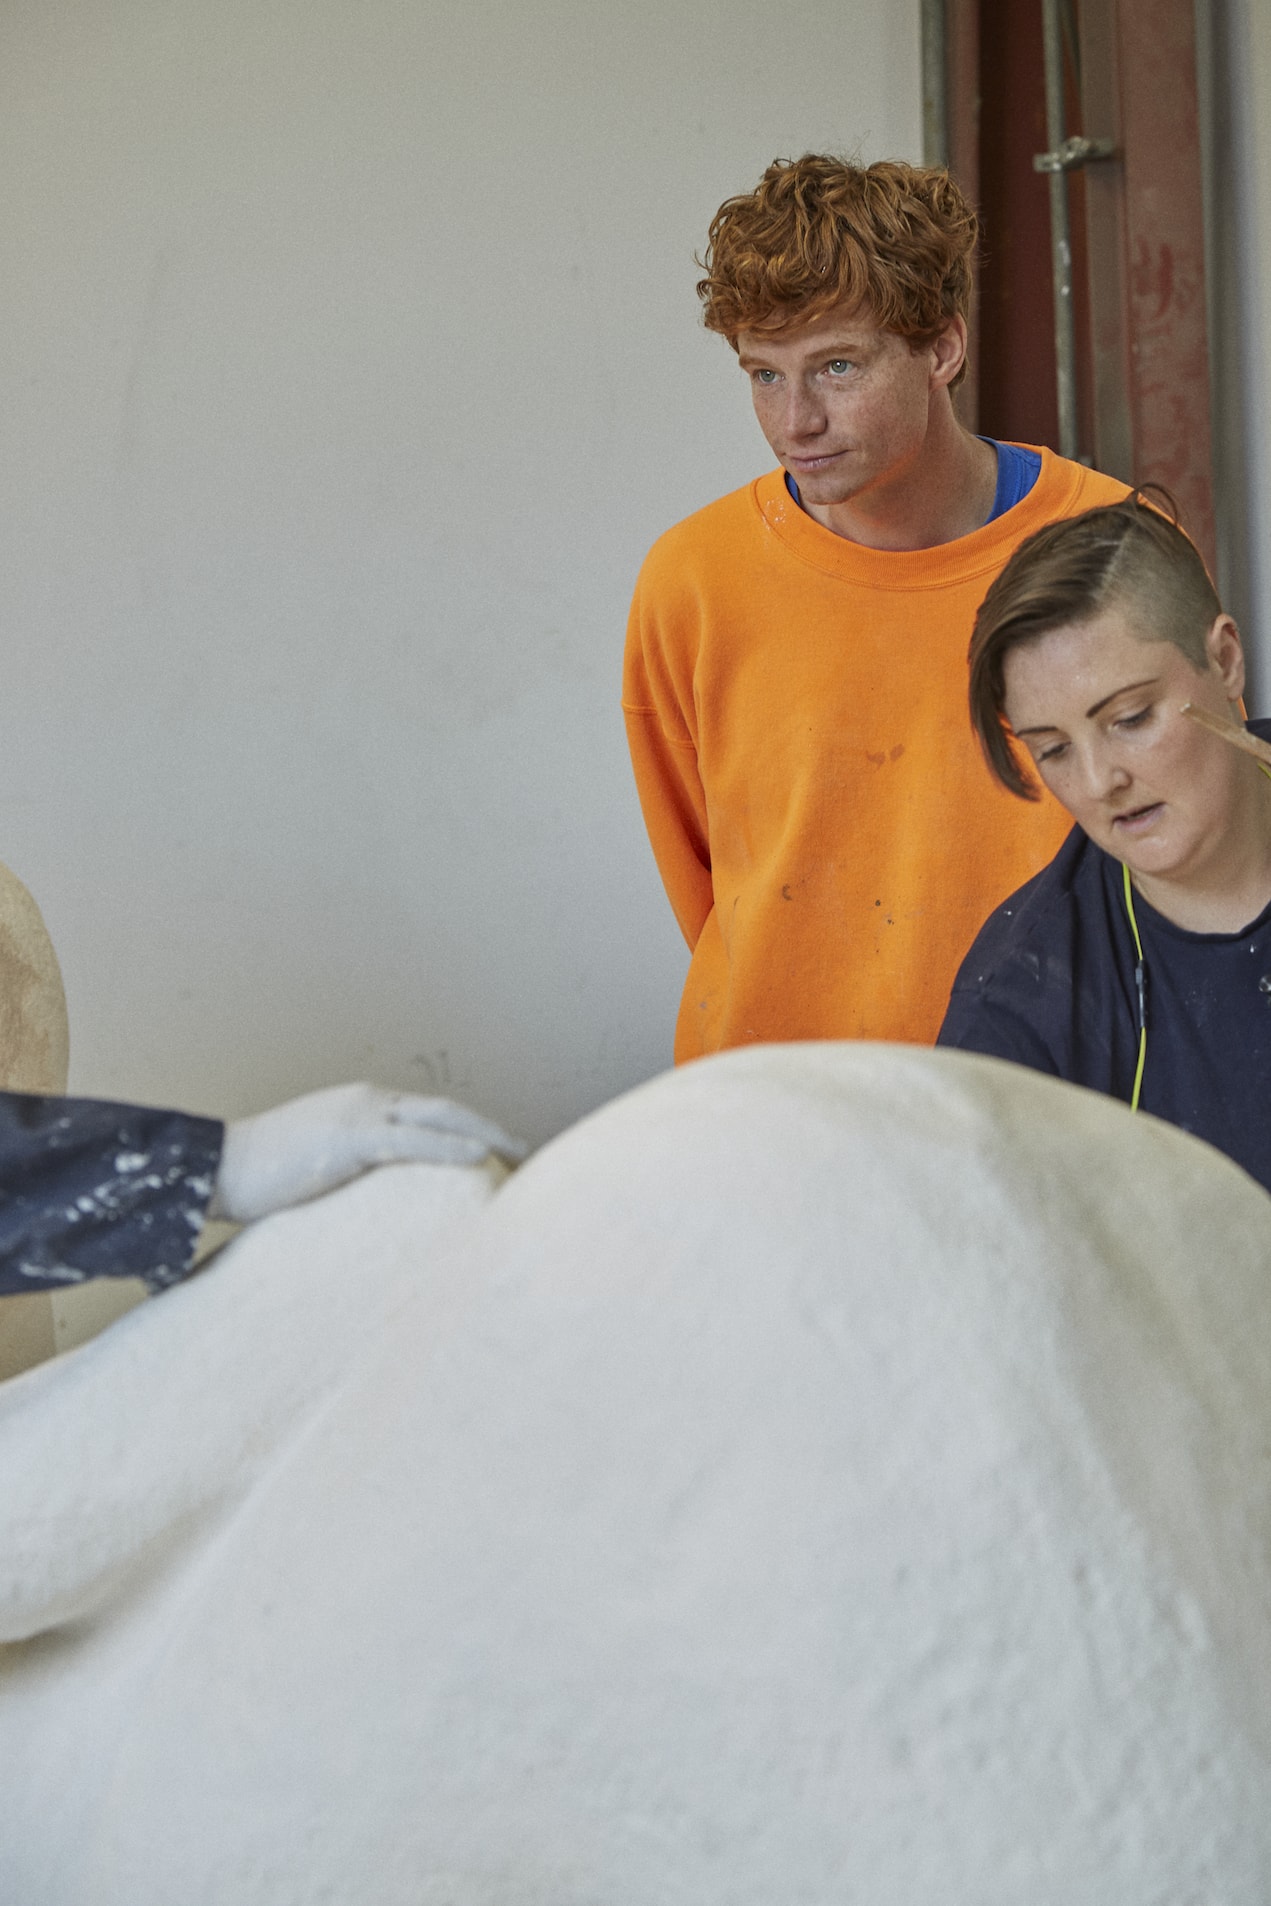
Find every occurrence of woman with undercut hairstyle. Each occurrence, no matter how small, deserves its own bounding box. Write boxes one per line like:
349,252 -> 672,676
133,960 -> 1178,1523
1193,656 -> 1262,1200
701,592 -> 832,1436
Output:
939,495 -> 1271,1195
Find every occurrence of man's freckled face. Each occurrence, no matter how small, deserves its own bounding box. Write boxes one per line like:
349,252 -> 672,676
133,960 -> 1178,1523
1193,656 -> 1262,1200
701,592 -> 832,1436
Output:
1001,608 -> 1241,882
737,304 -> 937,508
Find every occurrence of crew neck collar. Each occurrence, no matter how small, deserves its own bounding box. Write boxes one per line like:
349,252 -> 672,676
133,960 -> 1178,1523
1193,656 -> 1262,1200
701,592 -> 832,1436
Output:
1114,867 -> 1271,946
752,446 -> 1087,589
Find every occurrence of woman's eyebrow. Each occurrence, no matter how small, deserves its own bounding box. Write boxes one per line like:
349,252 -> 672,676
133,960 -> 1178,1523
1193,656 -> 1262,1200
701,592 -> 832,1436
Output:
1012,676 -> 1161,736
1084,676 -> 1160,719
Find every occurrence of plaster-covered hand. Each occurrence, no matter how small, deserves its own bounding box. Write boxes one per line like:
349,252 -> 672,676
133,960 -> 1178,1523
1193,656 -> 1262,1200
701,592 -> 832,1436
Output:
208,1083 -> 529,1225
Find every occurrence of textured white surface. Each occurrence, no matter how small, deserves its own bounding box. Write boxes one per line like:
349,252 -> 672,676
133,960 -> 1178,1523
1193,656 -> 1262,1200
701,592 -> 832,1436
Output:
2,1044 -> 1271,1901
0,1156 -> 500,1639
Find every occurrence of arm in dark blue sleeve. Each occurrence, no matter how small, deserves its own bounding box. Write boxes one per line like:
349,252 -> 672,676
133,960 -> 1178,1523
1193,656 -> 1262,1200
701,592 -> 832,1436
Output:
938,835 -> 1091,1082
0,1093 -> 225,1296
937,984 -> 1062,1076
938,917 -> 1066,1077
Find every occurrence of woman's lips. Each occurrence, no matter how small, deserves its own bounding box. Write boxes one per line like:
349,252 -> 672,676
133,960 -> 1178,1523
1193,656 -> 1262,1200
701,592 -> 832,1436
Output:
1112,802 -> 1164,834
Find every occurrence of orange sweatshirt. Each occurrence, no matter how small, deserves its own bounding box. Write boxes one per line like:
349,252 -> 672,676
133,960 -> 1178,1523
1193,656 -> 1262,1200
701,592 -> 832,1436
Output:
623,450 -> 1128,1062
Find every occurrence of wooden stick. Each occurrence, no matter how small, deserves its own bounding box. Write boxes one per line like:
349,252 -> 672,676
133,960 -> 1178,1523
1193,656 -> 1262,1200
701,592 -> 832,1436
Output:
1179,702 -> 1271,769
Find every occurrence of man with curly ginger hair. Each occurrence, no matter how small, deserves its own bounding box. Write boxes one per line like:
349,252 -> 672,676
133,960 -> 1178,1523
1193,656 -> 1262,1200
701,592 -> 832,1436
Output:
623,154 -> 1126,1061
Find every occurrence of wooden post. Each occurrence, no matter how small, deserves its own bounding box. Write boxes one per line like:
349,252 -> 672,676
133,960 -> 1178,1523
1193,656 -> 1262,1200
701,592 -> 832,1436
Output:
1079,0 -> 1215,568
942,0 -> 1215,575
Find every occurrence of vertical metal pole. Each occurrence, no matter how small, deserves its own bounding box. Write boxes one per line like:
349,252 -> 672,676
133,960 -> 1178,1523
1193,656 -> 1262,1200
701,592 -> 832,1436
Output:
921,0 -> 949,169
1040,0 -> 1079,458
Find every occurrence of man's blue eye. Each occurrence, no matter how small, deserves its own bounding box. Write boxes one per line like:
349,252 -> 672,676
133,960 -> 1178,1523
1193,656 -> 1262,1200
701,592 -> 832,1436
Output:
753,368 -> 778,385
827,359 -> 852,373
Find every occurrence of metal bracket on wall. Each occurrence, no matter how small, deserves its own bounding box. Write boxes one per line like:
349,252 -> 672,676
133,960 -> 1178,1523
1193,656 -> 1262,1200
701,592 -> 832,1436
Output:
1033,135 -> 1117,173
1040,0 -> 1096,460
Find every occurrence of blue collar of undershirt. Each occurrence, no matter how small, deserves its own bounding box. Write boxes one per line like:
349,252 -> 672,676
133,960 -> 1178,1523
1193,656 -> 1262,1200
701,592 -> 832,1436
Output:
783,439 -> 1042,524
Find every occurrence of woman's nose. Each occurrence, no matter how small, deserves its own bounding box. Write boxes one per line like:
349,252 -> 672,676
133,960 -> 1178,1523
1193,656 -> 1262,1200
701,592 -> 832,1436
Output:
1083,748 -> 1132,801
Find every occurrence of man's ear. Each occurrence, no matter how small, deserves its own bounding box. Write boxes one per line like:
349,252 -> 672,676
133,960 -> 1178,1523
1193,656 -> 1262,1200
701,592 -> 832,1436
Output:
1205,612 -> 1246,704
929,315 -> 968,392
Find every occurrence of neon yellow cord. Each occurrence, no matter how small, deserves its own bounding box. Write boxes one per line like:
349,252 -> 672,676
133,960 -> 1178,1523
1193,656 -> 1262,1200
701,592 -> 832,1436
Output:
1118,757 -> 1271,1112
1122,862 -> 1146,1112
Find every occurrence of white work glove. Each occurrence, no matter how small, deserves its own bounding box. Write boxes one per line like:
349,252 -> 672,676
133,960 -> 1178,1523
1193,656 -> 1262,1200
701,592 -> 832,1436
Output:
208,1082 -> 529,1225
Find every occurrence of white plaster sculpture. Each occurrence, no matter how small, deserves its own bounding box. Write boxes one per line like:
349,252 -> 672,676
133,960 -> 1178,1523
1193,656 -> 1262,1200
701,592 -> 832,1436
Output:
2,1043 -> 1271,1902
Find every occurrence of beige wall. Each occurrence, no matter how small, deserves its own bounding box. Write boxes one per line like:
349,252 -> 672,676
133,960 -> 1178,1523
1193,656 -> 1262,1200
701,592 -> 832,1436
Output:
1200,0 -> 1271,698
0,0 -> 921,1145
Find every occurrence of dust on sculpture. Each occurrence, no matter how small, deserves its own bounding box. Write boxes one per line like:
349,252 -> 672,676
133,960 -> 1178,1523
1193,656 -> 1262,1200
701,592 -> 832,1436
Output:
2,1042 -> 1271,1903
